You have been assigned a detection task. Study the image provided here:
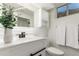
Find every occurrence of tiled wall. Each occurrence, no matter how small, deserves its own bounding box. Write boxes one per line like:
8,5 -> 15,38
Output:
12,27 -> 34,41
0,27 -> 34,42
13,27 -> 48,41
0,27 -> 48,42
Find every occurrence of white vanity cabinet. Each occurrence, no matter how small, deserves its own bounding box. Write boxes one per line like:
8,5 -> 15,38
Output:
0,38 -> 47,56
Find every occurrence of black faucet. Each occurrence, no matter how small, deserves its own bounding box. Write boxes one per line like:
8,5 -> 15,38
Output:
19,32 -> 25,38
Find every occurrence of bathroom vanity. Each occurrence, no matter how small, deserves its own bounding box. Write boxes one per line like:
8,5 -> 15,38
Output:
0,36 -> 48,56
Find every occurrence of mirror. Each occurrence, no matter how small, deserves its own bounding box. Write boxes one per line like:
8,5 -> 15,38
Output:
17,16 -> 30,27
4,3 -> 34,27
15,8 -> 34,27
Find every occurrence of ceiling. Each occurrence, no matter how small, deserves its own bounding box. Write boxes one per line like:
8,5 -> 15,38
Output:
4,3 -> 66,15
4,3 -> 34,16
30,3 -> 66,10
54,3 -> 66,7
30,3 -> 55,10
4,3 -> 65,10
4,3 -> 22,9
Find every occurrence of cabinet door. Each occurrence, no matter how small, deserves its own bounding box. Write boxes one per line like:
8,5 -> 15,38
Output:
55,23 -> 66,45
66,24 -> 79,48
0,39 -> 47,56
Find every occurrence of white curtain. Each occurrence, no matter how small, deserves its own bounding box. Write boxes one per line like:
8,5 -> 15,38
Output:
55,23 -> 66,45
66,24 -> 79,48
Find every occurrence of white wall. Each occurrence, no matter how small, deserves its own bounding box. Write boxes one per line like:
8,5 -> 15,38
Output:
34,8 -> 42,27
48,8 -> 79,47
34,8 -> 49,38
48,8 -> 58,47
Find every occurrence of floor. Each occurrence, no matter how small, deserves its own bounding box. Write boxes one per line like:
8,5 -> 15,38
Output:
57,45 -> 79,56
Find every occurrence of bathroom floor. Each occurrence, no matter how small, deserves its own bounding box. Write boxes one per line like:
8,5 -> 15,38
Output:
57,45 -> 79,56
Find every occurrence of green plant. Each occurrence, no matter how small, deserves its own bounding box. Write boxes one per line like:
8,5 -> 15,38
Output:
0,4 -> 16,29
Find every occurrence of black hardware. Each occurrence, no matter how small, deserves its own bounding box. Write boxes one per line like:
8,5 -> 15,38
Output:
19,32 -> 25,38
30,48 -> 46,56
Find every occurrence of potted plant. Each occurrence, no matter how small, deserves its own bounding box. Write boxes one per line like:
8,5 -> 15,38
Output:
0,4 -> 16,43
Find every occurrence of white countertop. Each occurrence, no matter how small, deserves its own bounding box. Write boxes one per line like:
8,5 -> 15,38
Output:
0,36 -> 46,49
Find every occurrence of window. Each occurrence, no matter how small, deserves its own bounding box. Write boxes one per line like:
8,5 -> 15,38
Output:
68,3 -> 79,14
57,3 -> 79,18
57,5 -> 67,18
